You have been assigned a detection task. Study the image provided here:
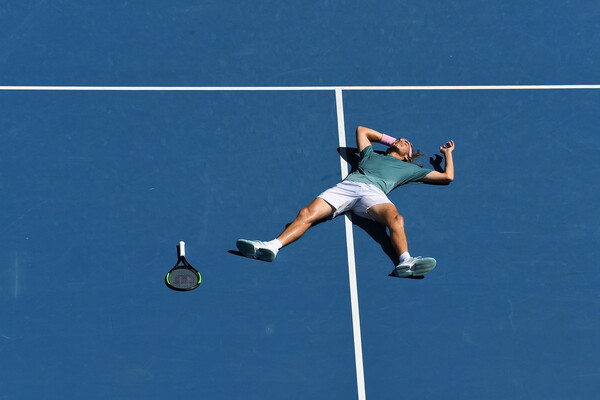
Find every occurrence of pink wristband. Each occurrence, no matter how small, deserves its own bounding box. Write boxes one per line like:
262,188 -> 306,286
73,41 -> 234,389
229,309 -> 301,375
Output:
380,134 -> 397,146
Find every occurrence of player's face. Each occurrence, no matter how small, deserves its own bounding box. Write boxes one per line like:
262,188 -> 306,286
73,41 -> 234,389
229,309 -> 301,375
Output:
392,138 -> 413,158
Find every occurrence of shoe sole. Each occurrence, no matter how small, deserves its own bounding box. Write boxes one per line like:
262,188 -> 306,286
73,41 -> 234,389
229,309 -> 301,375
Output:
256,248 -> 276,262
412,258 -> 437,276
236,240 -> 277,262
236,240 -> 257,259
391,265 -> 412,278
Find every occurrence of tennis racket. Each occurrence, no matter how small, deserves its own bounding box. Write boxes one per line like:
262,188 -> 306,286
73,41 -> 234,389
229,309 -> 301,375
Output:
165,241 -> 201,291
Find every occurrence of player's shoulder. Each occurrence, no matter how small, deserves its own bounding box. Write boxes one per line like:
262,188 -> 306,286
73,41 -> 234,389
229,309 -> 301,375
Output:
359,144 -> 374,156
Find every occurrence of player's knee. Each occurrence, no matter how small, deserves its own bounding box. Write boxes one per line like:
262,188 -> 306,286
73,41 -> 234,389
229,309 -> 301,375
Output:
297,207 -> 315,223
388,213 -> 405,230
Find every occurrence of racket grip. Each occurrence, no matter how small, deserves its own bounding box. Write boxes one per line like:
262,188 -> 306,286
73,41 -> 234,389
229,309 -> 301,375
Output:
179,241 -> 186,257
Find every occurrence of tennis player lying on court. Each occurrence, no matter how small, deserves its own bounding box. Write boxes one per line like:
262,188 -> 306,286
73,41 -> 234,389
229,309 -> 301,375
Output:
237,126 -> 455,278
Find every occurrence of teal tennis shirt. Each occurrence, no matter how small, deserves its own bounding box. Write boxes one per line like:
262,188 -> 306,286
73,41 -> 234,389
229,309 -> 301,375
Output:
345,145 -> 433,194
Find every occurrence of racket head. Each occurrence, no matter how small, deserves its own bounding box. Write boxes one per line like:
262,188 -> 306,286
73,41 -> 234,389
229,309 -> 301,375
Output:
165,264 -> 201,291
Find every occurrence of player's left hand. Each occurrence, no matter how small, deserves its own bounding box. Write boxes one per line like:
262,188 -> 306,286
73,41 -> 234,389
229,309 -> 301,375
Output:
440,140 -> 455,154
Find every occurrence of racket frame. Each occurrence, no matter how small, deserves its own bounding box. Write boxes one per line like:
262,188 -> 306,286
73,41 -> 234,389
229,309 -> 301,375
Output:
165,241 -> 201,291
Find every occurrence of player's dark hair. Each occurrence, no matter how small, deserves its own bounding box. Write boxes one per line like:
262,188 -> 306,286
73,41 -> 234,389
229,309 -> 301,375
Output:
409,150 -> 424,166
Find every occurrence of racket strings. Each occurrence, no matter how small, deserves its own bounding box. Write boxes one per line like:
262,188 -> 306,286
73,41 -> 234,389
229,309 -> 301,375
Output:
167,268 -> 200,289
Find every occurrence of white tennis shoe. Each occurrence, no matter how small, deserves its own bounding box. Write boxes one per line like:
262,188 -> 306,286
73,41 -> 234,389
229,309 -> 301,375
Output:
236,239 -> 279,262
391,256 -> 437,278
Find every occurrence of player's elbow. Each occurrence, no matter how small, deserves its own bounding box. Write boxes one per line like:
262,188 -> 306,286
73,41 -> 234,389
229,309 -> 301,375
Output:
355,126 -> 372,144
438,174 -> 454,185
423,171 -> 454,185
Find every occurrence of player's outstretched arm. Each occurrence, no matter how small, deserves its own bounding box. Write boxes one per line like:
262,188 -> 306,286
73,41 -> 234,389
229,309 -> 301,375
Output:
422,140 -> 455,185
356,126 -> 396,152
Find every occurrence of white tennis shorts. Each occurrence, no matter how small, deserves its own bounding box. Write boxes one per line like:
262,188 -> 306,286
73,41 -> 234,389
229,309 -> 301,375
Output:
318,180 -> 392,220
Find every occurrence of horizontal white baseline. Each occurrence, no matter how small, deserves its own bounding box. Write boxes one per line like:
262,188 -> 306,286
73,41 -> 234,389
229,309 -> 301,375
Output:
0,85 -> 600,91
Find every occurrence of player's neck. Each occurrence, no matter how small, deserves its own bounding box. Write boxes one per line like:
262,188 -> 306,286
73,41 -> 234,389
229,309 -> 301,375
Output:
387,150 -> 409,162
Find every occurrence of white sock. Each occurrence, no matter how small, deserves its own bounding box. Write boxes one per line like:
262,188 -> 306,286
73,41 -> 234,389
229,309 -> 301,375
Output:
266,239 -> 283,250
399,252 -> 411,263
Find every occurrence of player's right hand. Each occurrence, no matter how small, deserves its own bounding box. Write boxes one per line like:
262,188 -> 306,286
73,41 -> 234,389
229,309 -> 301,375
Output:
440,140 -> 455,154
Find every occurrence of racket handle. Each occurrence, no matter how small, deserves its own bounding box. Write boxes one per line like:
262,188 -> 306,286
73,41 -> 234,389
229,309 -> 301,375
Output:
179,241 -> 186,257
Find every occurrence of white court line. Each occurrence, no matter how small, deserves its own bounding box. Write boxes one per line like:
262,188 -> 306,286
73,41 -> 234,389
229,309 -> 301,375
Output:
336,89 -> 366,400
1,84 -> 600,91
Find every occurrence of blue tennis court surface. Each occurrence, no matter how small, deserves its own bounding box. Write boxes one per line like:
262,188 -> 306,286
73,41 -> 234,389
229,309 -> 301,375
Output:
1,2 -> 600,400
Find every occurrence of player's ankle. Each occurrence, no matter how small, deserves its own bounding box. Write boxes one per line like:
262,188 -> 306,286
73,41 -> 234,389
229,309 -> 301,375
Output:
266,239 -> 283,250
399,252 -> 411,263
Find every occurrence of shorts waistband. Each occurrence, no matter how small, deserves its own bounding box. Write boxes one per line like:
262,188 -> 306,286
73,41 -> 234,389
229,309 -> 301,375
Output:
342,179 -> 386,194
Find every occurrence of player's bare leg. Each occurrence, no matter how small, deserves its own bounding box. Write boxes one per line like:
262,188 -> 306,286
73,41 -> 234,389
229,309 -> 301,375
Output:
367,203 -> 436,277
276,197 -> 335,246
237,198 -> 334,261
366,203 -> 409,257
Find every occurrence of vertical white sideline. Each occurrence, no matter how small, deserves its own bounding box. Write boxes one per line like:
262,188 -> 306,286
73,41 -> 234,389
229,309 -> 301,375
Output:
335,89 -> 367,400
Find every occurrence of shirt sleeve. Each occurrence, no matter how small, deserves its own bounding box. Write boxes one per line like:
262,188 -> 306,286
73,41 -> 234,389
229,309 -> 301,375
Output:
359,145 -> 374,159
411,166 -> 434,183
